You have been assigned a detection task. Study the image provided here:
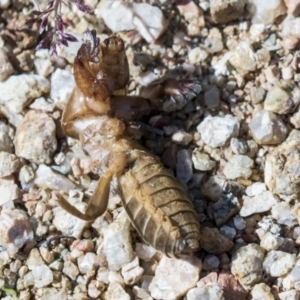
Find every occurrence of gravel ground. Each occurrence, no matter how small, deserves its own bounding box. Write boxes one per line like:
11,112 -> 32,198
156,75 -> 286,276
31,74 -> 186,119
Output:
1,0 -> 300,299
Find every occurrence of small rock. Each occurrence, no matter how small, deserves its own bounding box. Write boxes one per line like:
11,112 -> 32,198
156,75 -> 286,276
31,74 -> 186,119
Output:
278,290 -> 299,300
172,130 -> 193,145
34,56 -> 54,78
53,193 -> 88,238
50,68 -> 75,110
250,86 -> 266,104
121,256 -> 144,285
203,255 -> 220,271
273,202 -> 298,227
0,152 -> 20,178
176,149 -> 193,183
231,244 -> 265,290
102,209 -> 133,271
251,283 -> 275,300
233,215 -> 246,230
211,193 -> 240,226
176,0 -> 205,36
229,41 -> 256,73
0,0 -> 10,10
284,0 -> 300,16
0,74 -> 49,113
29,97 -> 55,112
96,0 -> 168,43
223,155 -> 254,179
210,0 -> 245,23
192,150 -> 216,171
14,110 -> 57,164
240,191 -> 278,217
0,49 -> 14,81
34,164 -> 76,193
260,232 -> 287,251
149,255 -> 202,300
27,248 -> 44,270
201,175 -> 227,202
203,28 -> 224,54
0,209 -> 34,255
32,264 -> 53,288
88,280 -> 102,299
132,286 -> 152,300
105,282 -> 130,300
204,86 -> 220,109
135,243 -> 156,262
250,0 -> 286,24
249,110 -> 288,145
78,252 -> 101,274
19,165 -> 35,184
197,115 -> 240,148
217,271 -> 248,300
63,260 -> 79,281
219,225 -> 236,240
230,138 -> 248,155
200,227 -> 234,254
0,182 -> 20,206
263,250 -> 296,277
264,82 -> 300,114
188,47 -> 209,64
187,283 -> 224,300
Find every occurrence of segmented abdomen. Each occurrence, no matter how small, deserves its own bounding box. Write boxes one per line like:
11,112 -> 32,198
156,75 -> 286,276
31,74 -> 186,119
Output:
119,150 -> 200,258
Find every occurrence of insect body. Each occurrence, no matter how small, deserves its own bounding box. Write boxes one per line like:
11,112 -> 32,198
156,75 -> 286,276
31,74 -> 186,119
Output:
59,29 -> 201,258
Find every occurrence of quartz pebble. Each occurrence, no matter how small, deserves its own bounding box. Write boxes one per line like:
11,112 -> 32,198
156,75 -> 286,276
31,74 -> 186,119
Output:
53,195 -> 88,238
249,110 -> 288,145
105,282 -> 130,300
263,250 -> 296,277
223,155 -> 254,179
0,209 -> 34,255
250,0 -> 287,24
210,0 -> 245,24
77,252 -> 101,274
34,164 -> 75,193
50,68 -> 75,110
63,260 -> 79,281
197,115 -> 240,148
14,110 -> 57,164
171,130 -> 192,145
279,290 -> 299,300
96,0 -> 168,43
121,256 -> 144,285
176,0 -> 205,36
135,243 -> 156,262
0,74 -> 49,113
0,181 -> 20,206
0,152 -> 20,177
192,150 -> 216,171
102,210 -> 133,271
231,244 -> 265,290
240,190 -> 278,217
149,256 -> 202,300
251,283 -> 274,300
188,47 -> 208,64
187,283 -> 224,300
32,264 -> 53,288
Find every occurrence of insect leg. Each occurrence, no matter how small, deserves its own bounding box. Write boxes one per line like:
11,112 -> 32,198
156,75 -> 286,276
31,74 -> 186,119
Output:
57,171 -> 113,221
